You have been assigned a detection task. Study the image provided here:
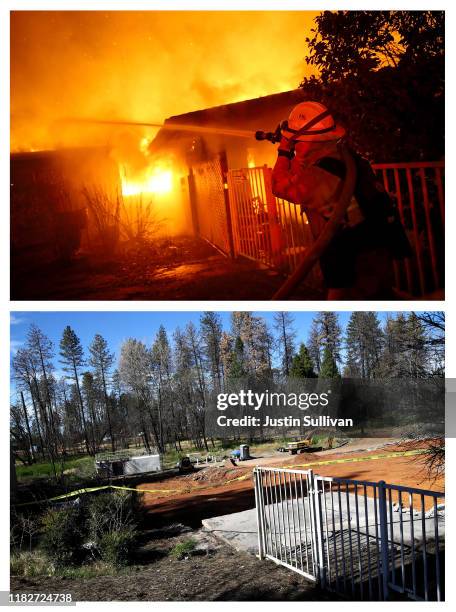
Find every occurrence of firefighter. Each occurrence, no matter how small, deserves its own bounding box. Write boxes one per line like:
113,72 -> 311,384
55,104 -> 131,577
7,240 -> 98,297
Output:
271,101 -> 410,299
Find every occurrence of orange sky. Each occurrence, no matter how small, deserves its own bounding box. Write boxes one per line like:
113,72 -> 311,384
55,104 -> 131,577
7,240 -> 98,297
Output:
10,11 -> 319,151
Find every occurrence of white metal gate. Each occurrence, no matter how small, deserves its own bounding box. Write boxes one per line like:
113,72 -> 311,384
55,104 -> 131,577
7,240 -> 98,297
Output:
254,467 -> 444,601
253,467 -> 319,582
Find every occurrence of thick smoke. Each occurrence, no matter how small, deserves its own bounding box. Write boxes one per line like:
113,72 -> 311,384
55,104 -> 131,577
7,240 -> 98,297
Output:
11,11 -> 317,151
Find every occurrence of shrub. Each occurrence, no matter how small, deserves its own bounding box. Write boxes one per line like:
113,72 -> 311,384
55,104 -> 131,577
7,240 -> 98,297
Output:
170,538 -> 196,560
40,506 -> 86,566
98,527 -> 137,567
10,551 -> 54,577
86,491 -> 140,542
10,511 -> 41,553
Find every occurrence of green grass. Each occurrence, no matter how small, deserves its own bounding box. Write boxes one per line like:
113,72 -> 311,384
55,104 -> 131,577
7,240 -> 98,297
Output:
169,538 -> 196,560
15,456 -> 95,483
10,551 -> 131,578
10,552 -> 54,578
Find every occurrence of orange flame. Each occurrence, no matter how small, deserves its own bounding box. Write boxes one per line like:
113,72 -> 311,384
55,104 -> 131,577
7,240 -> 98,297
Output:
121,165 -> 173,197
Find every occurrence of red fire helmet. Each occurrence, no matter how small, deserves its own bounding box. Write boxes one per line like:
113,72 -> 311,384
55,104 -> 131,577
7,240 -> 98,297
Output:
281,101 -> 345,143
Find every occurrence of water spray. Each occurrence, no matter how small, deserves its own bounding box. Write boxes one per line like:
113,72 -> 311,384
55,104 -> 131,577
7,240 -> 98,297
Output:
61,117 -> 256,140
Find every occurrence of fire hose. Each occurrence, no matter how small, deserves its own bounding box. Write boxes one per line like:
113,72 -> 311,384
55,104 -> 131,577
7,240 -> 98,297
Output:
272,142 -> 357,300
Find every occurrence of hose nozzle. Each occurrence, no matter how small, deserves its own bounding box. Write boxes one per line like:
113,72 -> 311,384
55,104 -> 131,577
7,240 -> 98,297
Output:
255,123 -> 283,144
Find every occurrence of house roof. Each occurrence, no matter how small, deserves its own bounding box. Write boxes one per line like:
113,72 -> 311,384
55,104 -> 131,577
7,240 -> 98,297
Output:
150,88 -> 309,154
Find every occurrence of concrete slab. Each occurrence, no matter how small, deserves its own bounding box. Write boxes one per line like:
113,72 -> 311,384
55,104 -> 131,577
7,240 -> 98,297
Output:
203,492 -> 445,558
202,507 -> 260,555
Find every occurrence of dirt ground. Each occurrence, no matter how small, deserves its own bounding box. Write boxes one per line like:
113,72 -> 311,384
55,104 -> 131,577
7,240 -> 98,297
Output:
11,235 -> 323,300
137,439 -> 444,525
10,528 -> 334,602
10,438 -> 444,601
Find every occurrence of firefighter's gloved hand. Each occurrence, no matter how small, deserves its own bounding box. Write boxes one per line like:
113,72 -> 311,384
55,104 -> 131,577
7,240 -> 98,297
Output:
278,136 -> 295,159
279,136 -> 294,151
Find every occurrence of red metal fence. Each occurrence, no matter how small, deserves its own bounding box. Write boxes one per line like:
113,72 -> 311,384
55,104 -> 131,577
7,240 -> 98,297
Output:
373,162 -> 444,297
226,162 -> 444,297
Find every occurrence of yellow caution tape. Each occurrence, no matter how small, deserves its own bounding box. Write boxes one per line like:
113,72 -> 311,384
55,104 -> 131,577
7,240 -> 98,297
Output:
14,449 -> 426,507
14,484 -> 180,507
283,448 -> 425,470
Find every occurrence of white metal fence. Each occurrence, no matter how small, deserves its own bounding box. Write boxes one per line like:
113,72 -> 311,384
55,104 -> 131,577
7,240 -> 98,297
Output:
253,467 -> 444,601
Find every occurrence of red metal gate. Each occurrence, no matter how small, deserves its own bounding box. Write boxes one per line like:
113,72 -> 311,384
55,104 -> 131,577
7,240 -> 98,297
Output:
227,162 -> 444,297
227,166 -> 317,277
188,153 -> 233,256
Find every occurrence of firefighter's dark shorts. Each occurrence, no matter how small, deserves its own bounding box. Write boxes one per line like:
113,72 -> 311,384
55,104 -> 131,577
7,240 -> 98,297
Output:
319,220 -> 392,288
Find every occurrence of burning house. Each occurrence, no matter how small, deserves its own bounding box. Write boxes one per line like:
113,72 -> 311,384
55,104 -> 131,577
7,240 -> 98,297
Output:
10,88 -> 444,299
10,89 -> 306,267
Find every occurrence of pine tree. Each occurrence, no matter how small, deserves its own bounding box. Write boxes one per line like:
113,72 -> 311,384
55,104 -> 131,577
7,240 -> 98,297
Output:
89,334 -> 115,451
290,343 -> 317,378
230,312 -> 271,377
308,319 -> 322,373
228,336 -> 246,379
273,312 -> 297,376
344,312 -> 383,378
406,313 -> 428,378
59,326 -> 93,454
151,326 -> 173,452
26,325 -> 60,476
319,346 -> 340,378
309,313 -> 342,372
200,312 -> 223,389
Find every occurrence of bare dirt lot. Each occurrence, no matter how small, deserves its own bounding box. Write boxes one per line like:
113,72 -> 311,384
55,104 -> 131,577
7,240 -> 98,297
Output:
12,235 -> 323,301
10,528 -> 334,602
137,439 -> 444,525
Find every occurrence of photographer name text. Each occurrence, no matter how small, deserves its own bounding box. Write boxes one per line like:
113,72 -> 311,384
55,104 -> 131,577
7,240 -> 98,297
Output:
216,415 -> 353,428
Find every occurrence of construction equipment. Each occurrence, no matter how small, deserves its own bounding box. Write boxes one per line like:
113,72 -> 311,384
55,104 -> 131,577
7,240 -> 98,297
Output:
286,439 -> 314,455
177,456 -> 194,473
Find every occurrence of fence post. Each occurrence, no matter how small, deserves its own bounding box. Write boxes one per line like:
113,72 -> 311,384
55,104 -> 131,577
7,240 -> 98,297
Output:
263,167 -> 285,268
253,469 -> 265,559
219,150 -> 235,258
307,470 -> 325,587
187,167 -> 200,236
378,481 -> 390,600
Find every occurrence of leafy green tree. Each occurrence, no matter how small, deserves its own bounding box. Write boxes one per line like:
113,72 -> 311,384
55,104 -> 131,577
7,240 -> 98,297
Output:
302,10 -> 444,161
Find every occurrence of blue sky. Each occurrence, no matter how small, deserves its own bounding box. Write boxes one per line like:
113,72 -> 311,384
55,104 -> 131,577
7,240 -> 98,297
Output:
10,311 -> 404,365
